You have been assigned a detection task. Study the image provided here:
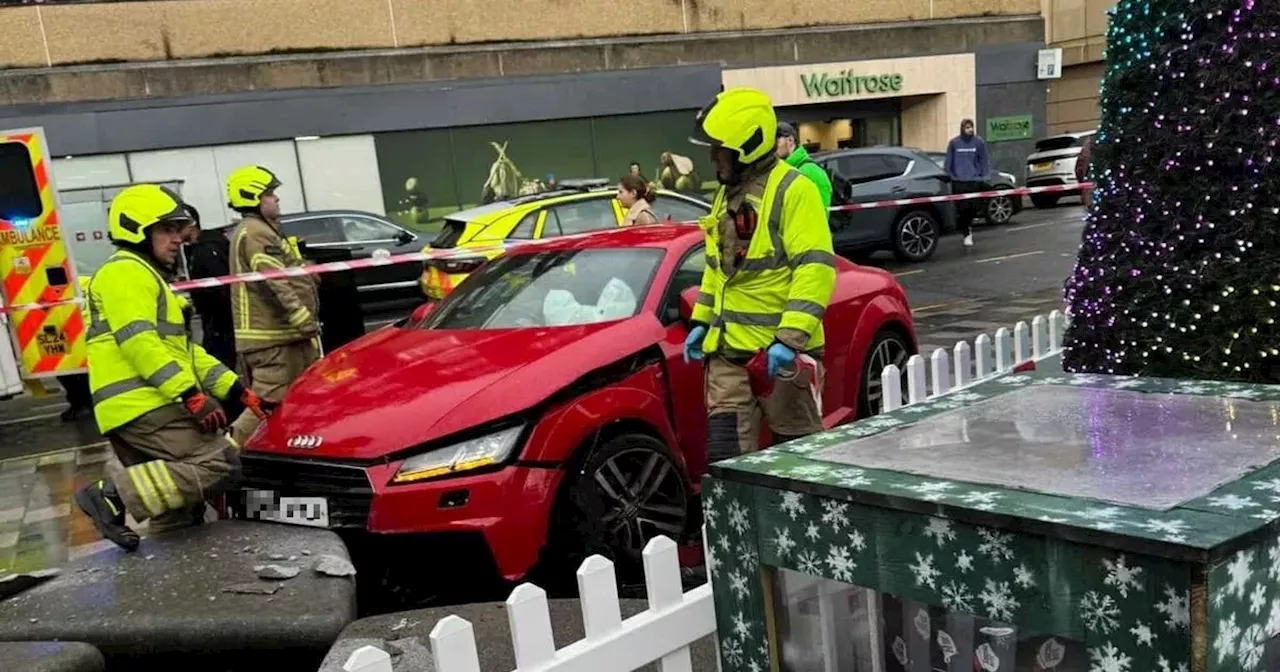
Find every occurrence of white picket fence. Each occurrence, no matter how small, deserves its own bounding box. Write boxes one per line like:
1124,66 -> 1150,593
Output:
343,535 -> 715,672
880,309 -> 1068,412
342,309 -> 1070,672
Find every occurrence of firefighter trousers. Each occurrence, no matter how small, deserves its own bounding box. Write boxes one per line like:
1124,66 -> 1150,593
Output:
704,354 -> 825,464
229,339 -> 320,447
107,403 -> 242,534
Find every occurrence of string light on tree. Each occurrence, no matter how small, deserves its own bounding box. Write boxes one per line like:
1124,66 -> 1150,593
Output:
1061,0 -> 1279,382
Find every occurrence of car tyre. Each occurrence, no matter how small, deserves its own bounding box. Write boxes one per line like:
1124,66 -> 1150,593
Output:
542,432 -> 691,582
1031,194 -> 1059,209
891,211 -> 939,263
857,329 -> 913,418
986,195 -> 1015,225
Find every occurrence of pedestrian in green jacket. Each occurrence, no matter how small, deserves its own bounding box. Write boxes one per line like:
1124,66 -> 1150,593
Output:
775,122 -> 833,216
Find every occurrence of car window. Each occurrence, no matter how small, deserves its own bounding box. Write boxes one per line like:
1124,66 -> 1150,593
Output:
508,211 -> 538,240
281,217 -> 344,245
341,215 -> 401,243
882,155 -> 911,175
650,197 -> 708,224
545,199 -> 619,236
421,248 -> 664,330
834,155 -> 902,184
659,244 -> 706,321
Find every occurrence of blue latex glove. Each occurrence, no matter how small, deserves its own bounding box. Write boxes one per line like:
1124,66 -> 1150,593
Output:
683,325 -> 707,363
766,342 -> 796,378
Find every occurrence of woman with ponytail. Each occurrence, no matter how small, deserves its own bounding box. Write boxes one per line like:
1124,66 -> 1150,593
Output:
617,173 -> 658,226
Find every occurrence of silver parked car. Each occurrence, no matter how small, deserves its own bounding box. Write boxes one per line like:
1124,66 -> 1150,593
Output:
1025,131 -> 1096,208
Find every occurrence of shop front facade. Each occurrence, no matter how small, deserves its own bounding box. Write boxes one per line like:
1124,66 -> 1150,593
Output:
721,44 -> 1048,178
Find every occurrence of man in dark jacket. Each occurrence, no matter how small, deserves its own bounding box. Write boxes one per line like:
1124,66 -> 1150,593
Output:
944,118 -> 991,249
184,210 -> 236,372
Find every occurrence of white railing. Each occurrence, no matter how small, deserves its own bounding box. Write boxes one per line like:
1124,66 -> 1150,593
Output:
878,310 -> 1067,412
342,310 -> 1070,672
343,535 -> 715,672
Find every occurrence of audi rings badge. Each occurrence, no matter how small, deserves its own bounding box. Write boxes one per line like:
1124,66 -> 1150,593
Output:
287,435 -> 323,450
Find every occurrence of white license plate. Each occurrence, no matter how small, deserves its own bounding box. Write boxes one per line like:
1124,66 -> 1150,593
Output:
244,490 -> 330,528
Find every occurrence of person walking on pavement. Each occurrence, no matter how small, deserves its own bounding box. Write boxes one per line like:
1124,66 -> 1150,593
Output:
1075,134 -> 1094,206
73,184 -> 268,551
225,166 -> 320,448
775,122 -> 833,216
683,87 -> 837,461
617,174 -> 658,226
943,118 -> 991,248
184,206 -> 237,372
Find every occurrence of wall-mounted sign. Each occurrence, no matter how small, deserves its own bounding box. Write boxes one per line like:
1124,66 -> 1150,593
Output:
800,71 -> 904,99
985,114 -> 1033,142
1037,48 -> 1063,79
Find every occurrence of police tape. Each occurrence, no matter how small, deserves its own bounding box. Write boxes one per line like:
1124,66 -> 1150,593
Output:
0,181 -> 1093,314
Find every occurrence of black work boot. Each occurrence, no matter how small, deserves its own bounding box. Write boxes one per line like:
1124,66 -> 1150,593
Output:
74,480 -> 141,552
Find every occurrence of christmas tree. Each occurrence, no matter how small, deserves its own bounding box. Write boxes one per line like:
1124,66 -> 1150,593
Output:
1061,0 -> 1280,382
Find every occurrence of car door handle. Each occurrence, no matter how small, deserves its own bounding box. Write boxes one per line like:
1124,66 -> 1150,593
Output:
891,185 -> 907,193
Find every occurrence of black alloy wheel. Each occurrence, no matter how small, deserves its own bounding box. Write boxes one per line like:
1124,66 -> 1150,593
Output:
858,330 -> 913,418
892,211 -> 939,262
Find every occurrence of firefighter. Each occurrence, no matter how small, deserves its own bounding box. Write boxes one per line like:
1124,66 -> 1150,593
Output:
225,166 -> 320,447
683,87 -> 837,460
73,184 -> 268,551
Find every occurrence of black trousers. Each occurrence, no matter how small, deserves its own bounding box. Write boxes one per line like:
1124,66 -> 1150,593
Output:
952,180 -> 986,236
59,373 -> 91,409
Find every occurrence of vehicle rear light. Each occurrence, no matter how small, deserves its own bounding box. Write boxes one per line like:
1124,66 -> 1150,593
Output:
425,257 -> 485,274
1012,359 -> 1036,373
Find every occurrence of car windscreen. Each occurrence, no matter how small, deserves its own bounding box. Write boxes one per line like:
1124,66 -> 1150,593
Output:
421,248 -> 665,330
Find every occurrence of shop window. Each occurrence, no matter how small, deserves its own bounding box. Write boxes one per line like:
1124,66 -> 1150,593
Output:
0,142 -> 43,220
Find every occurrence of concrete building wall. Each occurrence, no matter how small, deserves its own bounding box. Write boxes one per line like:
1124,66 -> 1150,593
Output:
1041,0 -> 1111,135
0,15 -> 1045,107
974,43 -> 1049,177
0,0 -> 1040,70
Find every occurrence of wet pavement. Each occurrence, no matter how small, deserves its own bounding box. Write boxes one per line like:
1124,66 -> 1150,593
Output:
0,203 -> 1084,578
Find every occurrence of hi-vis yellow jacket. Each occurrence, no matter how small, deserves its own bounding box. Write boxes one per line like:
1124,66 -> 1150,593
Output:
230,215 -> 319,353
691,162 -> 836,356
85,250 -> 238,434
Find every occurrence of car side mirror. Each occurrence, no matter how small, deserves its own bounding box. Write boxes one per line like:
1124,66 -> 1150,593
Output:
410,301 -> 435,323
397,230 -> 416,245
678,286 -> 699,323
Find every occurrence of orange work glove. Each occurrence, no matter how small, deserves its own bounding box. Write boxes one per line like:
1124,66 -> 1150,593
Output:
182,389 -> 228,433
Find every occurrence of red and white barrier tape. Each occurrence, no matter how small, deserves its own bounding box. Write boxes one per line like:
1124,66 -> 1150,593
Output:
0,181 -> 1092,314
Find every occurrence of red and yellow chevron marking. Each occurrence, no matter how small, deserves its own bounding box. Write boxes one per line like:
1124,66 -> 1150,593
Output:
0,130 -> 86,377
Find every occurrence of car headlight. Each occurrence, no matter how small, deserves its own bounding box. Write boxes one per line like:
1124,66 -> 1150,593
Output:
391,426 -> 524,484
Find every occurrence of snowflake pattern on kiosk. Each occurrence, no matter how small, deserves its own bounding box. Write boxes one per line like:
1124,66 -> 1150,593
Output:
702,369 -> 1280,671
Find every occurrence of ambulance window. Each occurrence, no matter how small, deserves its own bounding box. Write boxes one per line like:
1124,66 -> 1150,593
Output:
0,142 -> 42,220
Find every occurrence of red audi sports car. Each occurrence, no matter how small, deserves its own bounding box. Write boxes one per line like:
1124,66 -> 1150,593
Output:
237,225 -> 916,589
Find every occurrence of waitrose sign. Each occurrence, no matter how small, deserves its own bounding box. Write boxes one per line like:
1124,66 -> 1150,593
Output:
800,70 -> 904,98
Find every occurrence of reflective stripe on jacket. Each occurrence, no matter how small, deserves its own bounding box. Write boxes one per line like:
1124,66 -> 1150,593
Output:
86,249 -> 237,434
692,161 -> 837,356
230,215 -> 320,352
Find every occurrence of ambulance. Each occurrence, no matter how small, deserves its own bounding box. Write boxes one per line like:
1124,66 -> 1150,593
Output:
0,128 -> 85,400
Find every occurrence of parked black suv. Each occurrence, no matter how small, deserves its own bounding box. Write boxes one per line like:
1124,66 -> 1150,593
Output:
811,147 -> 956,262
278,210 -> 421,301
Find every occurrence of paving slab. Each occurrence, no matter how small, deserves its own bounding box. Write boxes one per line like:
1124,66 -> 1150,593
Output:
319,598 -> 718,672
0,520 -> 357,670
0,641 -> 105,672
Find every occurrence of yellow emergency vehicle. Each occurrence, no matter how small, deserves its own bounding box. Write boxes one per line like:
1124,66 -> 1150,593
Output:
0,127 -> 87,393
